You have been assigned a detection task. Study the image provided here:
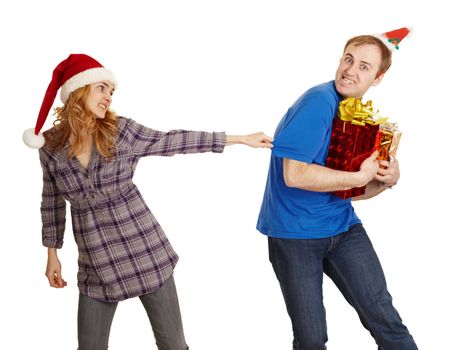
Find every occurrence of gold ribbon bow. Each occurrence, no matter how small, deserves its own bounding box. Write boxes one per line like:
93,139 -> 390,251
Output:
338,97 -> 388,126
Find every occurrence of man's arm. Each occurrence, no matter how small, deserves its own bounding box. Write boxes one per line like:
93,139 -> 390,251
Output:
352,180 -> 387,200
353,159 -> 400,201
283,151 -> 379,192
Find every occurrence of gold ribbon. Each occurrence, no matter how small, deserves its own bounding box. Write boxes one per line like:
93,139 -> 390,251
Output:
338,97 -> 388,126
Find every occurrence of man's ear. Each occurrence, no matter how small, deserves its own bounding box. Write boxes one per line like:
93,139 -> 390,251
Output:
372,72 -> 385,86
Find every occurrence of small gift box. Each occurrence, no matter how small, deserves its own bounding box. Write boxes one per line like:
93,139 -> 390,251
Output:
325,98 -> 400,199
376,123 -> 402,161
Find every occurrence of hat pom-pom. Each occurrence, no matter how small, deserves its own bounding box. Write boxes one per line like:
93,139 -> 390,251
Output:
23,128 -> 45,149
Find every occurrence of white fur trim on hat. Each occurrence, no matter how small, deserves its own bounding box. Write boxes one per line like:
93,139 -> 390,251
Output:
373,33 -> 396,51
23,128 -> 45,149
60,67 -> 117,103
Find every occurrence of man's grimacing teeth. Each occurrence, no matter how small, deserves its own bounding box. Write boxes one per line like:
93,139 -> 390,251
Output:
343,77 -> 354,85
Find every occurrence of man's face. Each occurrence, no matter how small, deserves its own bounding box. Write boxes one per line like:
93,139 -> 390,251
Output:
335,44 -> 384,99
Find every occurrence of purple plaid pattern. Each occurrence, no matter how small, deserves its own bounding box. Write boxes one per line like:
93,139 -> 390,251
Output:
39,116 -> 226,301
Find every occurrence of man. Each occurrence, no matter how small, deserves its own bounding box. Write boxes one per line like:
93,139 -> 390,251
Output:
257,30 -> 418,350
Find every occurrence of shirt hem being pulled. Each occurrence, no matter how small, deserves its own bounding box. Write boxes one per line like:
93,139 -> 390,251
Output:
257,219 -> 362,240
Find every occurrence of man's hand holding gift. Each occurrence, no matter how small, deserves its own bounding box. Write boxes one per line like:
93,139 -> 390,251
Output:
375,158 -> 400,189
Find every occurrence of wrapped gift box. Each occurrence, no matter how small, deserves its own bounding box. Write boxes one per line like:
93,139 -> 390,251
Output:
376,124 -> 402,161
325,98 -> 400,199
325,117 -> 379,199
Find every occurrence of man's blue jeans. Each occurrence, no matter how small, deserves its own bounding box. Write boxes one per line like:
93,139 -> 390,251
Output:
268,223 -> 418,350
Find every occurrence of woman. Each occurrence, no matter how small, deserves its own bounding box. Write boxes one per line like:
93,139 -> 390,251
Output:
23,54 -> 272,350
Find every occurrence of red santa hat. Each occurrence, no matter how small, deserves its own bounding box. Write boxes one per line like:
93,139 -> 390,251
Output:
377,27 -> 411,51
23,54 -> 117,149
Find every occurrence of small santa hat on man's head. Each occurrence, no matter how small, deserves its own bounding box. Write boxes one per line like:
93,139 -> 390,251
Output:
23,54 -> 117,149
377,27 -> 411,51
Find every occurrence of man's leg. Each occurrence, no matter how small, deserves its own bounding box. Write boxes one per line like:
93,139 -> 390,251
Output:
324,224 -> 418,350
269,236 -> 329,350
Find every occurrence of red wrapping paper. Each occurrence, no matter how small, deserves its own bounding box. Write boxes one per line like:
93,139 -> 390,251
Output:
325,117 -> 380,199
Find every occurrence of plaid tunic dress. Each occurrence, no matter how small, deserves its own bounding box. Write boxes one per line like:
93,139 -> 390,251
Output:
39,116 -> 226,302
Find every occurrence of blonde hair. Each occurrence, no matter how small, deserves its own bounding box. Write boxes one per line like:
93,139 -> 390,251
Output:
44,85 -> 117,158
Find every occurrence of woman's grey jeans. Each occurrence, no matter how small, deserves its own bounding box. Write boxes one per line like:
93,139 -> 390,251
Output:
77,275 -> 188,350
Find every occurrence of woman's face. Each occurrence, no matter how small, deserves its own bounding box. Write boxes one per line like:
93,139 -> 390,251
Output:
85,81 -> 115,119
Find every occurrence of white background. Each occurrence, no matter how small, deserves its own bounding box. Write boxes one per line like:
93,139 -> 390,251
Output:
1,0 -> 461,349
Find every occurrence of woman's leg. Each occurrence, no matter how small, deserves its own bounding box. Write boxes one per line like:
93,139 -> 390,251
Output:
139,275 -> 188,350
77,293 -> 118,350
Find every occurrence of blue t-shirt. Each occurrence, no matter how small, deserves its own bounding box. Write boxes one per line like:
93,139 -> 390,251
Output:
257,81 -> 361,239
